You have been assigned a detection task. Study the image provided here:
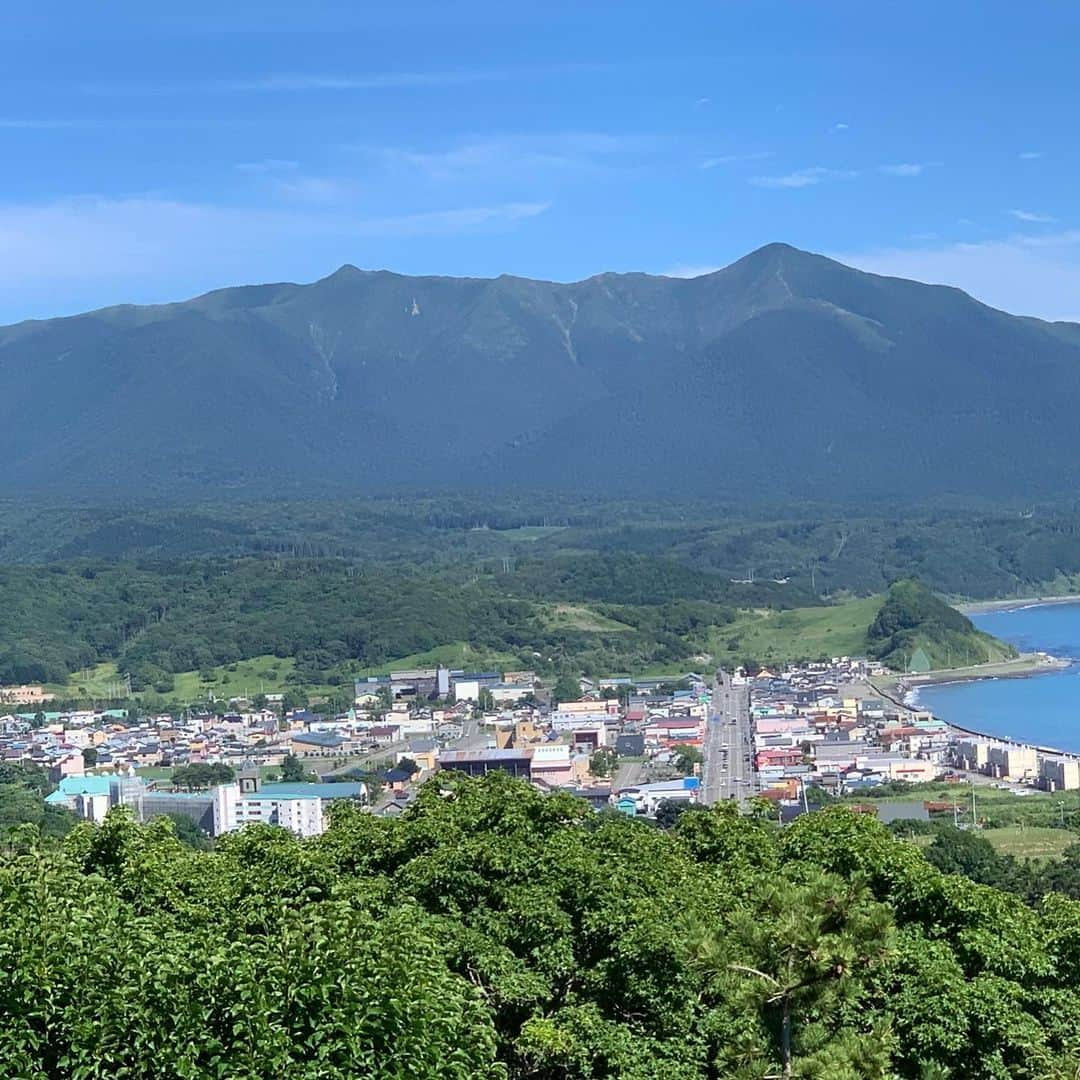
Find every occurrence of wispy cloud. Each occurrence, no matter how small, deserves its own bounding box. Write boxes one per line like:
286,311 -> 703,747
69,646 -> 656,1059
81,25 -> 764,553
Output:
750,166 -> 858,189
1009,209 -> 1057,223
832,230 -> 1080,321
0,195 -> 550,318
81,65 -> 599,97
234,159 -> 299,174
662,263 -> 723,278
1019,151 -> 1044,160
221,71 -> 505,93
0,118 -> 74,129
700,151 -> 773,169
829,122 -> 849,133
878,162 -> 931,177
361,132 -> 656,180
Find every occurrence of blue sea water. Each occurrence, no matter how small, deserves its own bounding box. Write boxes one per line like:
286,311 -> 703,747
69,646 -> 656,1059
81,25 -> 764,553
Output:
913,602 -> 1080,751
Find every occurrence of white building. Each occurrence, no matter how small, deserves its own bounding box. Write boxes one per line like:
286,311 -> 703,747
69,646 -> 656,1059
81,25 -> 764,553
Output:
232,792 -> 324,837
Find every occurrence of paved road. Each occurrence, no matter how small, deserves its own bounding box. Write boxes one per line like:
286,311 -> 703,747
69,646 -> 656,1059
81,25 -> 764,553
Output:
702,669 -> 755,805
613,759 -> 647,790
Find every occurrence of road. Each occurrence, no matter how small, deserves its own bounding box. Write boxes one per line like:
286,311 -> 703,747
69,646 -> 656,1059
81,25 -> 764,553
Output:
702,668 -> 755,805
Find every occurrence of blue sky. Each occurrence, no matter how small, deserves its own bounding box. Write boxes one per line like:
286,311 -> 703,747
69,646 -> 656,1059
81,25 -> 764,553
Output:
3,0 -> 1079,322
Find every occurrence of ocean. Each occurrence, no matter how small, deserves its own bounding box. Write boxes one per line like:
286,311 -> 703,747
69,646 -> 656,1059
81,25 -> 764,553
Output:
912,602 -> 1080,751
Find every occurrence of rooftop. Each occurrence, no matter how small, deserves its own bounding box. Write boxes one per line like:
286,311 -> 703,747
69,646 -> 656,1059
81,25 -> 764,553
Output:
258,782 -> 366,800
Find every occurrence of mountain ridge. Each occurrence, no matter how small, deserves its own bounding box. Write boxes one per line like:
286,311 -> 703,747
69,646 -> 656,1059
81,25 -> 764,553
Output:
2,243 -> 1079,500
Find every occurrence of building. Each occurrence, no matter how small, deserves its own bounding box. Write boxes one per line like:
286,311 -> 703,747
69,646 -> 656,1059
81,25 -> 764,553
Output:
955,739 -> 991,772
529,744 -> 574,786
437,748 -> 533,778
986,745 -> 1038,781
0,685 -> 56,705
1039,757 -> 1080,791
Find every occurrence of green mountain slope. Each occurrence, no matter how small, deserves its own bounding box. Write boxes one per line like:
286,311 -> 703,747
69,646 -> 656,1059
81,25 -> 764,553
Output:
710,581 -> 1015,671
4,243 -> 1080,499
866,578 -> 1017,670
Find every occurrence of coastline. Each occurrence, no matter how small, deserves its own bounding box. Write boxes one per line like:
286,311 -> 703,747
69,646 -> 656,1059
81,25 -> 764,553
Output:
870,650 -> 1078,759
872,651 -> 1070,694
958,593 -> 1080,614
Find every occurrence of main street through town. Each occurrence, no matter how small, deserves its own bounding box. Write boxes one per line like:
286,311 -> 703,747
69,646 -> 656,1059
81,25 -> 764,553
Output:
702,668 -> 755,804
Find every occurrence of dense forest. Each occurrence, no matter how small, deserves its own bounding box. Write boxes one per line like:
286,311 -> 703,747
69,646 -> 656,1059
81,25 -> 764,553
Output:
0,558 -> 1016,699
8,496 -> 1080,599
867,580 -> 1017,669
5,775 -> 1080,1078
0,554 -> 776,690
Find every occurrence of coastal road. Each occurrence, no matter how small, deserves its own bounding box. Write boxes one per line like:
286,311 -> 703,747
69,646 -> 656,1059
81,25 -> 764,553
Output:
702,669 -> 755,805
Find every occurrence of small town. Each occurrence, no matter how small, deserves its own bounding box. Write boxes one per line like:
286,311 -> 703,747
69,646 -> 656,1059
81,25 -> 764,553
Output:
6,654 -> 1077,843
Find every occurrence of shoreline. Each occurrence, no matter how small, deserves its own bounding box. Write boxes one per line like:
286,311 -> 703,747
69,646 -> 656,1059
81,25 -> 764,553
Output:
874,651 -> 1070,693
958,593 -> 1080,614
870,650 -> 1078,759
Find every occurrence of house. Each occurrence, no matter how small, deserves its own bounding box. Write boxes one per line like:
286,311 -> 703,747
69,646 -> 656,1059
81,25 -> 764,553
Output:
287,731 -> 355,757
529,744 -> 574,786
398,738 -> 439,773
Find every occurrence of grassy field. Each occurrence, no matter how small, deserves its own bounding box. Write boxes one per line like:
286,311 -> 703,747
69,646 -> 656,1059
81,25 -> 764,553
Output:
710,595 -> 883,667
983,825 -> 1076,860
355,641 -> 521,677
541,604 -> 634,633
168,656 -> 322,704
52,662 -> 129,701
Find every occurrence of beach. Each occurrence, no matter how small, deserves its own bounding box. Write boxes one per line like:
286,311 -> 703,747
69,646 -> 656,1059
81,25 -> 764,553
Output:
958,594 -> 1080,615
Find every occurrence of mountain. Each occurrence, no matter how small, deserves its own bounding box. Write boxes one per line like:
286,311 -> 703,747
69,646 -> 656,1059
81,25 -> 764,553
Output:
4,243 -> 1080,499
866,579 -> 1016,670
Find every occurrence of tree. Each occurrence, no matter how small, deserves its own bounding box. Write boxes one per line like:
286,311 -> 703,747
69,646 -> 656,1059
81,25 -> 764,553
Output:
924,825 -> 1005,886
170,763 -> 235,791
654,798 -> 689,829
82,746 -> 98,769
280,754 -> 308,783
692,870 -> 895,1078
672,745 -> 704,775
159,812 -> 212,851
552,673 -> 582,704
588,747 -> 617,778
477,687 -> 495,712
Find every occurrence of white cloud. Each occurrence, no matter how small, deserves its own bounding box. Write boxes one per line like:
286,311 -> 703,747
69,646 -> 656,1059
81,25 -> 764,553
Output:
1019,151 -> 1044,160
878,163 -> 929,177
0,118 -> 74,129
750,166 -> 858,189
222,71 -> 501,92
0,196 -> 550,318
1009,208 -> 1056,223
234,159 -> 299,174
661,263 -> 723,278
832,231 -> 1080,321
700,151 -> 773,169
829,122 -> 849,133
362,132 -> 655,179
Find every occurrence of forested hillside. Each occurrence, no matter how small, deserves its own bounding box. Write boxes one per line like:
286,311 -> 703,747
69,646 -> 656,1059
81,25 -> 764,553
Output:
8,496 -> 1080,601
5,245 -> 1080,500
0,560 -> 1012,700
867,579 -> 1017,669
0,554 -> 780,692
5,776 -> 1080,1078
